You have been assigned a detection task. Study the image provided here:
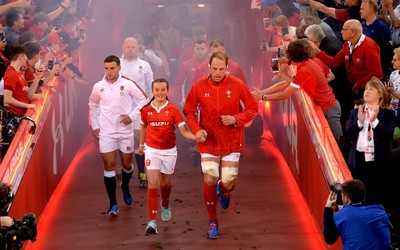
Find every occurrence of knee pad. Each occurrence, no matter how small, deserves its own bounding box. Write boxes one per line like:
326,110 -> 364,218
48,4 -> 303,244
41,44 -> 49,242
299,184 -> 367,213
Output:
201,161 -> 220,177
221,167 -> 238,183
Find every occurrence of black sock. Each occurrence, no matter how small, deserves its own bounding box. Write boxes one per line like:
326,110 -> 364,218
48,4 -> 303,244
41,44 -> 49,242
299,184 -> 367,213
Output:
104,176 -> 117,207
135,153 -> 145,177
121,168 -> 133,192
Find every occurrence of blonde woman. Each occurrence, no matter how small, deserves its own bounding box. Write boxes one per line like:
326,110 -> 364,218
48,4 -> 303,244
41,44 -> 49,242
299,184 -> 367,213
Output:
344,77 -> 395,204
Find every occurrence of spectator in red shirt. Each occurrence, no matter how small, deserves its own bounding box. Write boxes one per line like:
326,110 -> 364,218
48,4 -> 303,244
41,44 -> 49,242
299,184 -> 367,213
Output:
252,39 -> 343,143
22,41 -> 60,93
4,45 -> 44,116
23,41 -> 41,88
29,11 -> 49,41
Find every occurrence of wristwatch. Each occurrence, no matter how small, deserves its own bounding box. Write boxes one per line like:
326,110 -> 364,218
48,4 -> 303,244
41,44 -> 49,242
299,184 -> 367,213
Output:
262,94 -> 268,101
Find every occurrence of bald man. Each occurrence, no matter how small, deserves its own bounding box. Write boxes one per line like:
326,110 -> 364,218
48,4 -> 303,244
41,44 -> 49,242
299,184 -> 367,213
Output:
311,19 -> 382,97
120,37 -> 153,188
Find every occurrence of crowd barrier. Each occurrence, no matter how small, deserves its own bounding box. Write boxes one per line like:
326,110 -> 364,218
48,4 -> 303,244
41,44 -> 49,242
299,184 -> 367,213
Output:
0,76 -> 91,219
259,91 -> 353,249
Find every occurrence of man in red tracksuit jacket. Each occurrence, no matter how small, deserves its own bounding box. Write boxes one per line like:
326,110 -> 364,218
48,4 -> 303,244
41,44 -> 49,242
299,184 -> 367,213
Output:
183,52 -> 258,239
314,19 -> 382,97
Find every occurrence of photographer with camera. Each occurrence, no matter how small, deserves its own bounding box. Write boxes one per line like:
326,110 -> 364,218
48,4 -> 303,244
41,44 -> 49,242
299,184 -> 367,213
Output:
323,179 -> 392,249
0,182 -> 37,250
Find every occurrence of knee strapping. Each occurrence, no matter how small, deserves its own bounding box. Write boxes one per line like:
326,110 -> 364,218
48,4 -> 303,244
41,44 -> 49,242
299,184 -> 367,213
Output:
201,161 -> 220,177
221,167 -> 238,182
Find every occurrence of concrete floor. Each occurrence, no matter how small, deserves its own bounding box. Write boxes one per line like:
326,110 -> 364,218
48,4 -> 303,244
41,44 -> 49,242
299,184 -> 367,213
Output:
25,135 -> 325,250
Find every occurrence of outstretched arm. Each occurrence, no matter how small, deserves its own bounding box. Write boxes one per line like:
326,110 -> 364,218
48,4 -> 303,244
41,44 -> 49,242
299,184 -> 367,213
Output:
252,80 -> 291,101
308,0 -> 337,18
264,85 -> 298,101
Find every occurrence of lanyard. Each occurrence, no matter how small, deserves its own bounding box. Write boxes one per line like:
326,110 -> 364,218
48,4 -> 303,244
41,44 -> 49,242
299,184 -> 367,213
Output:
365,107 -> 372,141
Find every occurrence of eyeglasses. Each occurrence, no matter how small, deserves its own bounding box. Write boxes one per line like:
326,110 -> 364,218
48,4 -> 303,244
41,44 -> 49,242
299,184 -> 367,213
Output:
342,28 -> 354,32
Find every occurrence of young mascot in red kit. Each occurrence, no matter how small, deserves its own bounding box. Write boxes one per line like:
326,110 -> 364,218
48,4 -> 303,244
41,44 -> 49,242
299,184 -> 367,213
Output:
138,78 -> 205,234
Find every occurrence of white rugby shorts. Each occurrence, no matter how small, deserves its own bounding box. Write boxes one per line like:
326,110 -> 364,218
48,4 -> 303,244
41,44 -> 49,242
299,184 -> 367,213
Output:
144,145 -> 177,174
99,134 -> 134,154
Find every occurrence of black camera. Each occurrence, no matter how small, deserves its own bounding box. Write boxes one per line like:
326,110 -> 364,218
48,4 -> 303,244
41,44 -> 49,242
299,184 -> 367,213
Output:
0,111 -> 21,143
330,181 -> 343,205
6,118 -> 20,141
47,60 -> 54,70
0,213 -> 37,250
0,183 -> 37,249
47,60 -> 59,76
0,33 -> 5,42
1,111 -> 37,144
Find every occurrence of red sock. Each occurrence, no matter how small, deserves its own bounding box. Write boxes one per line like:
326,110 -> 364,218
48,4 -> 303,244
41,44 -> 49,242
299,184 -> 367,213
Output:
147,188 -> 158,221
204,182 -> 218,224
161,187 -> 171,208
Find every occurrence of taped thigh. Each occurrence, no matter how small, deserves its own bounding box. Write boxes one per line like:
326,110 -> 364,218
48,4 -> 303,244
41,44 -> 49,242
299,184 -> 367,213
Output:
201,161 -> 220,177
221,167 -> 238,183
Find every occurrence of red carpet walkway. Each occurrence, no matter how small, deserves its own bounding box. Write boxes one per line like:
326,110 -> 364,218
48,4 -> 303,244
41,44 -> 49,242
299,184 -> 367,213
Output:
26,134 -> 326,250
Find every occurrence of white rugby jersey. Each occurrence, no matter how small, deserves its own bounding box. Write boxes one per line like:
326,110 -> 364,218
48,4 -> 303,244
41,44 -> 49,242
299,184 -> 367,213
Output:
89,74 -> 148,136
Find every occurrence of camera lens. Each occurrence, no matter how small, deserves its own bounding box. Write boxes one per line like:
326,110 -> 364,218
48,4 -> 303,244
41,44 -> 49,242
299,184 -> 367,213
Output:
330,181 -> 343,205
